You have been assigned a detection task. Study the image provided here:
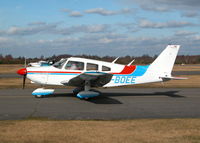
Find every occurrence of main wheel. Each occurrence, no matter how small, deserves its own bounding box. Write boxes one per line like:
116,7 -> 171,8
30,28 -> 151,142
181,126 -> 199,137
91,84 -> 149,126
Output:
73,87 -> 84,95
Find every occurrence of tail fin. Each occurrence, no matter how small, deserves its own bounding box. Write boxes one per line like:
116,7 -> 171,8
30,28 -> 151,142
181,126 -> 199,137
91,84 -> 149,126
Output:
147,45 -> 180,77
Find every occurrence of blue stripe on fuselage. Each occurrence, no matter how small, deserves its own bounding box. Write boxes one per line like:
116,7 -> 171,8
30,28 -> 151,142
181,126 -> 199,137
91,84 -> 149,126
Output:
112,65 -> 149,84
131,65 -> 149,76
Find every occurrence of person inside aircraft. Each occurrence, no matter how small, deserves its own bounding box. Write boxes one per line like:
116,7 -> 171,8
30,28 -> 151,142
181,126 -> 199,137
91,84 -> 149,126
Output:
65,61 -> 84,70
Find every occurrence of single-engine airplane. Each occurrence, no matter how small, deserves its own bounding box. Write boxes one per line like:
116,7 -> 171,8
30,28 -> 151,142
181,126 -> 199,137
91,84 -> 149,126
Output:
17,45 -> 186,99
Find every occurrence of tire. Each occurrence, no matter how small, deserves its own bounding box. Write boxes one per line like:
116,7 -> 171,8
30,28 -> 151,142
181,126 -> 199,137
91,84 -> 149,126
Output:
73,87 -> 84,95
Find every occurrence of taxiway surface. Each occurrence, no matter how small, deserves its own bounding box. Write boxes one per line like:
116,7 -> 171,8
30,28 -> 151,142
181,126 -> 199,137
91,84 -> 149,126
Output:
0,88 -> 199,120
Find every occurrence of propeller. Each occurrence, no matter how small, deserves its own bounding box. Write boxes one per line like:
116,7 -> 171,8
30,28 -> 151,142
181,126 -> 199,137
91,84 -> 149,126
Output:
17,57 -> 27,89
22,73 -> 26,89
23,57 -> 27,89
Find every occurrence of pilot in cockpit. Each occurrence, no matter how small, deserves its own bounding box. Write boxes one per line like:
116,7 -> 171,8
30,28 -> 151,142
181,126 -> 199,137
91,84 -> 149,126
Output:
70,63 -> 77,70
65,61 -> 83,70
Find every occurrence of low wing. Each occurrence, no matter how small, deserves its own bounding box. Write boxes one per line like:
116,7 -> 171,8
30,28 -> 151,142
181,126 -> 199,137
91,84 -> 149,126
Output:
61,72 -> 113,87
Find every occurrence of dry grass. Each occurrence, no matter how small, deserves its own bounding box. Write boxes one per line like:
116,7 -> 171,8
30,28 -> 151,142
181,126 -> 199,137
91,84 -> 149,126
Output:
0,119 -> 199,143
0,64 -> 23,74
173,64 -> 200,71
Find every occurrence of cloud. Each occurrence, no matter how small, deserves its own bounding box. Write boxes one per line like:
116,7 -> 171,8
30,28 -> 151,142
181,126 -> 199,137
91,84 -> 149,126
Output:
0,22 -> 112,36
61,9 -> 83,17
181,11 -> 199,17
85,8 -> 115,16
28,21 -> 47,26
4,22 -> 58,36
54,24 -> 111,35
175,30 -> 197,36
61,8 -> 133,17
85,8 -> 132,16
1,31 -> 200,57
120,0 -> 200,15
139,19 -> 195,29
0,37 -> 10,43
140,5 -> 169,12
69,11 -> 83,17
118,23 -> 139,33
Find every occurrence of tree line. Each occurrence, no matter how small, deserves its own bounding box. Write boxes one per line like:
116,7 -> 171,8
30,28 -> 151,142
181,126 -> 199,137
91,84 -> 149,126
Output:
0,54 -> 200,65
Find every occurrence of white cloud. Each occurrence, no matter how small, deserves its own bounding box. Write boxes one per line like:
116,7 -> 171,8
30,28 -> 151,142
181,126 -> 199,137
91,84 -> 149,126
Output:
69,11 -> 83,17
175,30 -> 197,36
0,37 -> 10,42
193,35 -> 200,41
121,0 -> 200,11
85,8 -> 132,16
139,19 -> 194,29
4,23 -> 58,36
1,31 -> 200,57
0,23 -> 112,37
85,8 -> 116,16
61,7 -> 133,17
56,24 -> 111,35
181,11 -> 199,18
140,5 -> 169,12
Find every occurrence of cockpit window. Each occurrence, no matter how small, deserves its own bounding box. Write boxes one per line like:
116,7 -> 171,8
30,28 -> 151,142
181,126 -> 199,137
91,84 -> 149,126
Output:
65,61 -> 84,70
53,59 -> 67,69
102,66 -> 111,71
87,63 -> 98,71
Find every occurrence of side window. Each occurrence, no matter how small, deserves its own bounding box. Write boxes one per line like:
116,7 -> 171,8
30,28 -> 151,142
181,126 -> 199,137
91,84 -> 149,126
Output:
65,61 -> 84,70
102,66 -> 111,71
87,63 -> 98,71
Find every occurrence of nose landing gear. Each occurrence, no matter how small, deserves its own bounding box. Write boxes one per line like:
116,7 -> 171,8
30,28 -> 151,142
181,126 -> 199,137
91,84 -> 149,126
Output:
32,88 -> 55,98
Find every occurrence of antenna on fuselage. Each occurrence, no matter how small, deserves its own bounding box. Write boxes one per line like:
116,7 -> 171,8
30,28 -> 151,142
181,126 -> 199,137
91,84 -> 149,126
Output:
127,59 -> 135,66
112,57 -> 119,63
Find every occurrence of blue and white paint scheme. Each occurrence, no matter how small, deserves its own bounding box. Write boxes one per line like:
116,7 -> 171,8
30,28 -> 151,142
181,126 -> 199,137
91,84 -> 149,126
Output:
17,45 -> 187,99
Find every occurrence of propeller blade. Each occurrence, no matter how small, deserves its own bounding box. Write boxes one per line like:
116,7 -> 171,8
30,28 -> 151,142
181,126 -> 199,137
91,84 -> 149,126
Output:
23,57 -> 27,89
24,57 -> 27,68
22,74 -> 26,89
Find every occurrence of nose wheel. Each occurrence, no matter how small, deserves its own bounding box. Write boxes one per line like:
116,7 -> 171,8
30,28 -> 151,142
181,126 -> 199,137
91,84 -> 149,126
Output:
32,88 -> 54,98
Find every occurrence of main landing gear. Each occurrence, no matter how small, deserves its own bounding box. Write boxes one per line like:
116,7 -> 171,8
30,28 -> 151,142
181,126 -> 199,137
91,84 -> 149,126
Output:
74,81 -> 100,100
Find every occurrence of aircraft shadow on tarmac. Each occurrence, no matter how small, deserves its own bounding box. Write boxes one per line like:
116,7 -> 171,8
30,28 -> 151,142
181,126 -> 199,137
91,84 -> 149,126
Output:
48,90 -> 184,104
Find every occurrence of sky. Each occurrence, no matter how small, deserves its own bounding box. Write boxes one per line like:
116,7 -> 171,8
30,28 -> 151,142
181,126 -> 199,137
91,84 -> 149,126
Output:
0,0 -> 200,57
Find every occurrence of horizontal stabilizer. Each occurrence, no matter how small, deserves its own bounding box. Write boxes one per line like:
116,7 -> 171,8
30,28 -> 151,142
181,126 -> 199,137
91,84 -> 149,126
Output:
160,76 -> 188,81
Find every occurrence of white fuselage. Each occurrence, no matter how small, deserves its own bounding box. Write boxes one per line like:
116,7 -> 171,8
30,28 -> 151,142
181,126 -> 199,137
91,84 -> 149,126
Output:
26,57 -> 162,87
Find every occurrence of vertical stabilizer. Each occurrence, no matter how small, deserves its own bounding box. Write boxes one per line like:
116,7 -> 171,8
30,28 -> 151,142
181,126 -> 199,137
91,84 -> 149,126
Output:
147,45 -> 180,77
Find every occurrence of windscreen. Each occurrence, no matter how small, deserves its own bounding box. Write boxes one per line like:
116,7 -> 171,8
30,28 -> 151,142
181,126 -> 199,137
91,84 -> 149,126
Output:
53,58 -> 68,69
